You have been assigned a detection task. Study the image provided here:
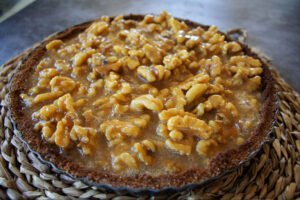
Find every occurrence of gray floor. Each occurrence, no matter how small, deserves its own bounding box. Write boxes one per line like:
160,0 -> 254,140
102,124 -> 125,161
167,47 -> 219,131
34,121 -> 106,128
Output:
0,0 -> 299,91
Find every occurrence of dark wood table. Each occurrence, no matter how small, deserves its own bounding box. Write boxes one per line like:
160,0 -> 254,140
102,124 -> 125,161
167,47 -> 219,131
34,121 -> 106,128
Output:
0,0 -> 299,91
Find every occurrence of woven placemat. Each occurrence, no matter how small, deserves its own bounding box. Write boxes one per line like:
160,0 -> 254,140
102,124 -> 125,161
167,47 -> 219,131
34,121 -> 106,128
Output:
0,39 -> 299,200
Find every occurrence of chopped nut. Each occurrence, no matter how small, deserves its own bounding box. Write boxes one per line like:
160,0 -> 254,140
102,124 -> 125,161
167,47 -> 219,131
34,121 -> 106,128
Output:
46,40 -> 63,50
167,115 -> 212,139
54,120 -> 71,148
83,109 -> 94,123
168,17 -> 187,33
39,68 -> 58,78
208,95 -> 226,109
33,91 -> 63,104
185,36 -> 201,49
165,160 -> 181,173
88,53 -> 104,67
50,76 -> 76,93
163,54 -> 182,70
179,73 -> 210,90
100,117 -> 148,140
92,97 -> 109,106
131,94 -> 163,112
133,140 -> 156,165
230,56 -> 262,68
87,21 -> 109,35
169,129 -> 184,141
54,93 -> 76,113
104,72 -> 120,91
70,125 -> 97,155
196,139 -> 218,156
194,94 -> 226,116
142,140 -> 156,152
39,105 -> 57,120
74,98 -> 87,108
247,76 -> 261,91
157,123 -> 169,138
126,57 -> 140,70
153,65 -> 171,80
137,66 -> 156,82
249,68 -> 263,76
159,108 -> 195,121
114,153 -> 138,170
113,104 -> 129,114
73,49 -> 95,66
199,56 -> 222,77
165,87 -> 187,109
130,114 -> 151,128
202,25 -> 218,41
208,120 -> 222,134
165,139 -> 191,155
185,83 -> 208,103
143,44 -> 162,64
72,66 -> 88,77
224,102 -> 239,118
137,65 -> 170,82
42,124 -> 54,140
223,41 -> 242,54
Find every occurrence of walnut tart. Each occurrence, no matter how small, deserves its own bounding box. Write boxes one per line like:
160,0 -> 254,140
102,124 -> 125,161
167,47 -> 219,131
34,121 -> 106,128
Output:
9,11 -> 277,193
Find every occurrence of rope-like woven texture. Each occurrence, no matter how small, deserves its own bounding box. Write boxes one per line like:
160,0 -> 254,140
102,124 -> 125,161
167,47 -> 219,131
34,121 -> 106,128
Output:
0,48 -> 299,199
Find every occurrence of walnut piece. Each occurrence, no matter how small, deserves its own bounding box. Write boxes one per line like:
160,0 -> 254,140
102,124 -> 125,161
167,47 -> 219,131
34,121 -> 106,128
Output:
165,139 -> 192,156
167,115 -> 212,139
130,94 -> 163,112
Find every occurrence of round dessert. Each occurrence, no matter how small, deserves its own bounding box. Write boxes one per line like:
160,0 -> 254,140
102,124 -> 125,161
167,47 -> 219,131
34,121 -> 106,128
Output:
9,11 -> 276,190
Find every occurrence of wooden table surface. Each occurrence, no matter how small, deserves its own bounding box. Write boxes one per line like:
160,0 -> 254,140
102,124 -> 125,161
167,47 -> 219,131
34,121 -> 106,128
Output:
0,0 -> 299,91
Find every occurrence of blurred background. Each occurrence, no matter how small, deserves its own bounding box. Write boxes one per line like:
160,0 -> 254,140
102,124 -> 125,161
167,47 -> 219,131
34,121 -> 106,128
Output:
0,0 -> 299,91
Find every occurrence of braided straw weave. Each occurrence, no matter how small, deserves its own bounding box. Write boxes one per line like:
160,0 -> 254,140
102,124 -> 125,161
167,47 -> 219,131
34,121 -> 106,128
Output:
0,36 -> 299,200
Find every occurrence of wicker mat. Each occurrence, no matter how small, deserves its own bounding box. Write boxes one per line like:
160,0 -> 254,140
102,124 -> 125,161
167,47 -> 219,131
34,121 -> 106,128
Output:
0,42 -> 299,200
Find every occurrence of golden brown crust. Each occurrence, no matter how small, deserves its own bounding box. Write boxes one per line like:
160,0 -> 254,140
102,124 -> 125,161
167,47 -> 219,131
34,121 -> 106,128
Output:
8,15 -> 277,189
